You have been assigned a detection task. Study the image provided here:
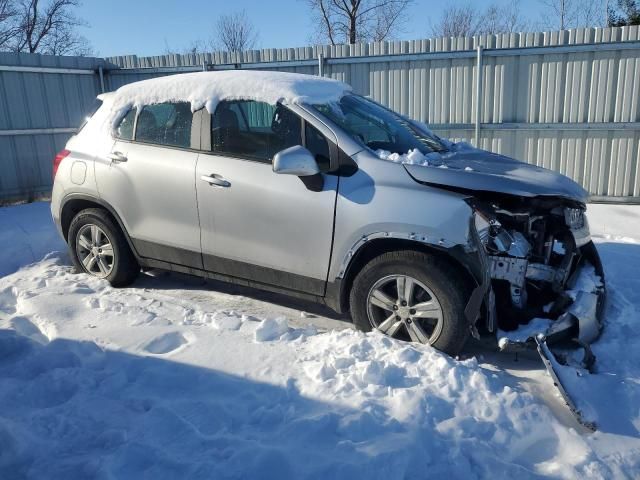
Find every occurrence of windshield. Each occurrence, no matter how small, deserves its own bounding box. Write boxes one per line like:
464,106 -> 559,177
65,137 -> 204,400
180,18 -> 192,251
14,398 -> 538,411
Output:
311,95 -> 447,155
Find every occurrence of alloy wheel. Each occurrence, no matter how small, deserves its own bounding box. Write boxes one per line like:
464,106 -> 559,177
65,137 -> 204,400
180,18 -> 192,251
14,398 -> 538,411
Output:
75,224 -> 115,278
366,274 -> 444,344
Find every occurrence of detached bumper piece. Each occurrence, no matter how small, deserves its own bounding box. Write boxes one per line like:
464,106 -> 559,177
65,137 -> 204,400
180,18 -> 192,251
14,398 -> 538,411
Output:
536,336 -> 597,432
496,256 -> 605,430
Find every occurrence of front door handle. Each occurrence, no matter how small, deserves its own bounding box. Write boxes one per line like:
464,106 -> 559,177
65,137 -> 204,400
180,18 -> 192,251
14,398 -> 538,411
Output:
201,174 -> 231,188
107,151 -> 128,163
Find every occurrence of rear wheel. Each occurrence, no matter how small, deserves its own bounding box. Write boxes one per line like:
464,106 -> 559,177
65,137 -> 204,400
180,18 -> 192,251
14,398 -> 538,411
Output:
68,208 -> 139,287
349,250 -> 470,355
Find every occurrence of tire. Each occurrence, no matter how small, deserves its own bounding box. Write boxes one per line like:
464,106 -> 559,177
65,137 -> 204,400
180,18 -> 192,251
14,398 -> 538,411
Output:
349,250 -> 470,356
68,208 -> 139,287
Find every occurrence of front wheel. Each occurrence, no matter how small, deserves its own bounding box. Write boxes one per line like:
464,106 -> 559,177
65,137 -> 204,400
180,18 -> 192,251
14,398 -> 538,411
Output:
349,250 -> 470,356
68,208 -> 139,287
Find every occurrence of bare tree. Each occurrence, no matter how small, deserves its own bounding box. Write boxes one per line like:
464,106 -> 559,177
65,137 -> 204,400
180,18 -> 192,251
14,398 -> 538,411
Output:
582,0 -> 608,26
430,3 -> 477,37
163,38 -> 207,56
430,1 -> 529,37
481,0 -> 530,34
539,0 -> 577,29
307,0 -> 413,45
184,39 -> 206,55
213,10 -> 258,53
0,0 -> 19,50
538,0 -> 606,30
14,0 -> 80,52
0,0 -> 92,54
41,21 -> 92,55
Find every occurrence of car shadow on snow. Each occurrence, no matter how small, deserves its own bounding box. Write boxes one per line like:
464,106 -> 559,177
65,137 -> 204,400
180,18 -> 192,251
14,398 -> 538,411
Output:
132,269 -> 351,323
0,328 -> 535,480
0,329 -> 387,479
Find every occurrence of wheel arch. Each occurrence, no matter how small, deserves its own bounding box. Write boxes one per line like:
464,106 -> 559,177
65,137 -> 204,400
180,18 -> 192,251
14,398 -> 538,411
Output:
330,238 -> 479,315
60,194 -> 140,259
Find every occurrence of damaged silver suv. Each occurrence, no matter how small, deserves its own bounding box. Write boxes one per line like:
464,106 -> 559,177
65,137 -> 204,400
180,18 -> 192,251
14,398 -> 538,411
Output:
51,71 -> 605,366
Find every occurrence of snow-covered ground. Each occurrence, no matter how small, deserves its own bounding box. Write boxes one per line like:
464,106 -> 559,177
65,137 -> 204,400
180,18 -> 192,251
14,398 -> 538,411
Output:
0,202 -> 639,479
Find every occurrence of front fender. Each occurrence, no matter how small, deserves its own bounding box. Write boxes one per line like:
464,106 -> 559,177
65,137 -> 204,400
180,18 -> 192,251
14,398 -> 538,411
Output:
329,150 -> 475,282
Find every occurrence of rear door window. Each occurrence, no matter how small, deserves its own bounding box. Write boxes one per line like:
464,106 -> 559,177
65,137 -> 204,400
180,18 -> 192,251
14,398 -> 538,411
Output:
211,100 -> 302,162
135,102 -> 193,148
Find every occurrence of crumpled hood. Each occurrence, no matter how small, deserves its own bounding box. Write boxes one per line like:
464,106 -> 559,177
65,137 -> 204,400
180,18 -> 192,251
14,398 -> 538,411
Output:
404,146 -> 589,204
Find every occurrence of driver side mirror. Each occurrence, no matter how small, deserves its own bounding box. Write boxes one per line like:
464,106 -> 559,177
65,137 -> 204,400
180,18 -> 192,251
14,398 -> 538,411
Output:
272,145 -> 320,177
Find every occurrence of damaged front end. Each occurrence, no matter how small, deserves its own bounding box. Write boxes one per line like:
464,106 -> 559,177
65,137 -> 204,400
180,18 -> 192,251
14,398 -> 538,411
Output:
468,196 -> 606,428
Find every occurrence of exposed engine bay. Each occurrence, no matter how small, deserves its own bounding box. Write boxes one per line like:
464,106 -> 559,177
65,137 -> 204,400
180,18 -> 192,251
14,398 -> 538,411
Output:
473,197 -> 605,343
470,196 -> 606,428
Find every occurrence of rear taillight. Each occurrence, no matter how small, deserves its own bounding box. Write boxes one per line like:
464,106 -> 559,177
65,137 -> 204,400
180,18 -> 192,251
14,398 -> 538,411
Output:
53,149 -> 70,180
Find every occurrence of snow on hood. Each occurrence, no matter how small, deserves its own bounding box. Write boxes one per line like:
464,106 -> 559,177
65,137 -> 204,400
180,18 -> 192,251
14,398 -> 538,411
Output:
375,141 -> 476,167
106,70 -> 351,129
375,148 -> 431,166
372,140 -> 588,203
402,144 -> 589,204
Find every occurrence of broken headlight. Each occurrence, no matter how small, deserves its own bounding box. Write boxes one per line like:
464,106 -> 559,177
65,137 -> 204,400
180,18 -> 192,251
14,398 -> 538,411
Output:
472,205 -> 531,258
564,207 -> 585,230
564,207 -> 590,247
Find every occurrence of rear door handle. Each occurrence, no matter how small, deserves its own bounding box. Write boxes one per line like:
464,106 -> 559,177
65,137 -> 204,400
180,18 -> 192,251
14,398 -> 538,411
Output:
200,174 -> 230,188
107,151 -> 128,163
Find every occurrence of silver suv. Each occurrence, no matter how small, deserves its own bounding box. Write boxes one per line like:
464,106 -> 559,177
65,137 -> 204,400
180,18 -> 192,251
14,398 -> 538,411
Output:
51,71 -> 605,356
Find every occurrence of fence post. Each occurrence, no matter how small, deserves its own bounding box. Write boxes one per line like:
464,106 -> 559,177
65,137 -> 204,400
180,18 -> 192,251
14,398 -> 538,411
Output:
475,46 -> 483,147
98,66 -> 105,93
318,53 -> 324,77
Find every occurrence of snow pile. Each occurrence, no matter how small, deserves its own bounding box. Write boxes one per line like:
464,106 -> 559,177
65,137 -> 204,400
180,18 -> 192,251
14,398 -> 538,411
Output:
209,311 -> 243,331
106,70 -> 351,128
254,317 -> 290,342
1,202 -> 640,477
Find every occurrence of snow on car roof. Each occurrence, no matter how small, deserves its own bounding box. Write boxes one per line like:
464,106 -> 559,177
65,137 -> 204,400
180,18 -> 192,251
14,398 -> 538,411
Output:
108,70 -> 351,115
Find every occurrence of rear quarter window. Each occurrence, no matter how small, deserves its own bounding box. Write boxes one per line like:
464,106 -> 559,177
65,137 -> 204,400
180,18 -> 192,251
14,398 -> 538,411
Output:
114,109 -> 136,140
77,98 -> 103,133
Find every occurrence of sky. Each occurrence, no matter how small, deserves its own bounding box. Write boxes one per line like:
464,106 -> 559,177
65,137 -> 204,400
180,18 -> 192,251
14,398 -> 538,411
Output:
76,0 -> 546,58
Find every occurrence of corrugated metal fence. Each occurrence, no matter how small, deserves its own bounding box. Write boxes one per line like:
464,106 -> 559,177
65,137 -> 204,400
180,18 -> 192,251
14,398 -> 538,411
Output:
0,53 -> 107,202
1,26 -> 640,202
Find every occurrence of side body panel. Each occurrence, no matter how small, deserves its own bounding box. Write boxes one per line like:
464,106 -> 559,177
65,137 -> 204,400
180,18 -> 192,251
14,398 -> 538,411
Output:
94,141 -> 202,268
195,154 -> 338,295
194,103 -> 341,296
